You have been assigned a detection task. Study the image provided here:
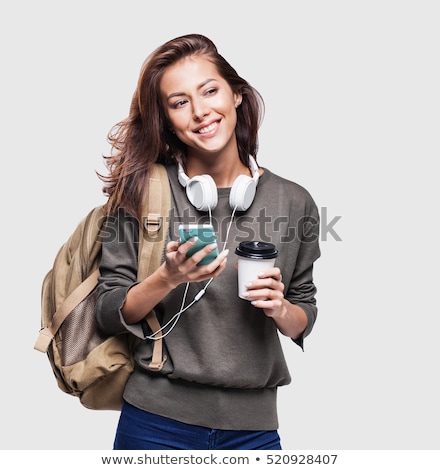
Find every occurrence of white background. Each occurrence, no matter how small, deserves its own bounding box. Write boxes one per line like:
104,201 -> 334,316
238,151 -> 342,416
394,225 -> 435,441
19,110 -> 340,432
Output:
1,0 -> 439,450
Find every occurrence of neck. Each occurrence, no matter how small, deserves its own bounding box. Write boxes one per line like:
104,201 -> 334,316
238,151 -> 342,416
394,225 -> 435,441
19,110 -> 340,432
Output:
185,154 -> 250,188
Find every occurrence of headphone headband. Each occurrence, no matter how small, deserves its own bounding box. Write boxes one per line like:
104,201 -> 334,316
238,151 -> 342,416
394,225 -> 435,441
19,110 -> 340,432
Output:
248,155 -> 260,182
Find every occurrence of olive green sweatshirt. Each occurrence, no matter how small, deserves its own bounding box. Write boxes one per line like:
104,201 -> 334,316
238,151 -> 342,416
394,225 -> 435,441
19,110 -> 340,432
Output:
95,164 -> 320,430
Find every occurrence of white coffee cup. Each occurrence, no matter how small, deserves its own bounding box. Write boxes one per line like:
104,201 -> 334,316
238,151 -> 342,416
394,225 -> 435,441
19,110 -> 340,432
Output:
235,241 -> 278,300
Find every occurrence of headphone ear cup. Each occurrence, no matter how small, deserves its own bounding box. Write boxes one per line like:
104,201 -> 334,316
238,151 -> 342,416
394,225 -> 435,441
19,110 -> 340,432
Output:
186,175 -> 218,211
229,175 -> 257,211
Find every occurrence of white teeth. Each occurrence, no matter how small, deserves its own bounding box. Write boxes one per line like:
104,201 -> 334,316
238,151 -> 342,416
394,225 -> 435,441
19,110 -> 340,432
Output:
198,123 -> 217,134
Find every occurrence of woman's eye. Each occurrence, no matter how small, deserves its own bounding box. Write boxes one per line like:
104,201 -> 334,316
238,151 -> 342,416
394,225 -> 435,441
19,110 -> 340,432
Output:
173,99 -> 188,108
205,88 -> 217,96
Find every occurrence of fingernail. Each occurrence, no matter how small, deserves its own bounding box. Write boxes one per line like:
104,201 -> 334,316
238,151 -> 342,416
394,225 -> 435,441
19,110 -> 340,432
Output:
245,281 -> 253,288
208,243 -> 218,251
223,249 -> 229,256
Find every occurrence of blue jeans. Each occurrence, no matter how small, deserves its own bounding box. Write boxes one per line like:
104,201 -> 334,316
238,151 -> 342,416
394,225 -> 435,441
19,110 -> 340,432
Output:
114,401 -> 282,450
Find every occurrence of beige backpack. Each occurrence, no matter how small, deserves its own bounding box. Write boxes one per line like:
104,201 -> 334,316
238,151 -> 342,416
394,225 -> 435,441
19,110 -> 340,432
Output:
34,164 -> 170,410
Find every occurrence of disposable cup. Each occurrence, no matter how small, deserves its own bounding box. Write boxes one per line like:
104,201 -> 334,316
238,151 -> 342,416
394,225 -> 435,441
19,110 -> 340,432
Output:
235,241 -> 278,300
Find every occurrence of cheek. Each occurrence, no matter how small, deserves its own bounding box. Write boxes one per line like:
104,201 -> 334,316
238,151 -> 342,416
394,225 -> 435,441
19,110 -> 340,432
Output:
168,111 -> 190,132
224,100 -> 239,122
225,105 -> 238,130
172,120 -> 193,145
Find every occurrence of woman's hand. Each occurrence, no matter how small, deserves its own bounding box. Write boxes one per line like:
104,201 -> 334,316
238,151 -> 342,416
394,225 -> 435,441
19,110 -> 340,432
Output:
242,267 -> 308,340
241,267 -> 285,317
122,238 -> 228,324
163,238 -> 229,288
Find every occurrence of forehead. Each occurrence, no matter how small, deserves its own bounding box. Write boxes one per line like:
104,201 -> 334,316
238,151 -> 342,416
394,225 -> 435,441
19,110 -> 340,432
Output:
160,56 -> 224,94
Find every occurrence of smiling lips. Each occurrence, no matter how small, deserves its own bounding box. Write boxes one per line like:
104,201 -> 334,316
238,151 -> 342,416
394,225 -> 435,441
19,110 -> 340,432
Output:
195,121 -> 219,135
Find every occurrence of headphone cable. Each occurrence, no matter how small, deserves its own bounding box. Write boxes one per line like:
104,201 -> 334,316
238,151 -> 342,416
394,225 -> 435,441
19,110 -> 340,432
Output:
146,205 -> 238,340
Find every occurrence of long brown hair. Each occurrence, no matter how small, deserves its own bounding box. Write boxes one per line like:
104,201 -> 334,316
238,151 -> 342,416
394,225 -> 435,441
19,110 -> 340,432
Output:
99,34 -> 264,218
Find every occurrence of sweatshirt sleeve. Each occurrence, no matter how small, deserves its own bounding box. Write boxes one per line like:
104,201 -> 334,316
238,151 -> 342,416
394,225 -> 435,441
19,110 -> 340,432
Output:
94,208 -> 147,338
285,189 -> 321,348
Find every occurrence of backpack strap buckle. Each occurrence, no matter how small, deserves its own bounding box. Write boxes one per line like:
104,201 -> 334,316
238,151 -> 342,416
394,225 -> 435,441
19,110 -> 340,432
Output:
144,214 -> 162,237
34,327 -> 53,353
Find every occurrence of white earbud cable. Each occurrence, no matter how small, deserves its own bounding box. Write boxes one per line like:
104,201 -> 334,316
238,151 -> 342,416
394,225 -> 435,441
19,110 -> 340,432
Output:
146,205 -> 238,341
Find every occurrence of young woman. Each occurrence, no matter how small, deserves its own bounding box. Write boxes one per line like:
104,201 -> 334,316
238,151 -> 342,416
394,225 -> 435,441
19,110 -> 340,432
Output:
95,34 -> 320,450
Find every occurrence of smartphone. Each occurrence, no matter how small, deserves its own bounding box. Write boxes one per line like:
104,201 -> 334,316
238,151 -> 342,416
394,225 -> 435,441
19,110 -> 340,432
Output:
178,224 -> 219,265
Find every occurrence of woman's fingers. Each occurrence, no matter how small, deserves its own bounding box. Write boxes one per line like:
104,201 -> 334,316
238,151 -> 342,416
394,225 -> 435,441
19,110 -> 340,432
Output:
242,268 -> 284,301
164,238 -> 228,282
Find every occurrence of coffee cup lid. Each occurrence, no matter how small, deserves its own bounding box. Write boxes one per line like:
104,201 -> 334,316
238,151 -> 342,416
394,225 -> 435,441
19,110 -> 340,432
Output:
235,241 -> 278,259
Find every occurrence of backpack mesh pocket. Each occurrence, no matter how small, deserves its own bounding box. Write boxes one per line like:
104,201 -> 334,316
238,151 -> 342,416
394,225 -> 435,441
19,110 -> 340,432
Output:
60,288 -> 108,366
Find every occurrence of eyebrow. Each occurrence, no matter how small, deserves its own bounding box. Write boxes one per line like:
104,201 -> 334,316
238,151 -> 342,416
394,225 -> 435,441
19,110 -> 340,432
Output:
166,78 -> 217,100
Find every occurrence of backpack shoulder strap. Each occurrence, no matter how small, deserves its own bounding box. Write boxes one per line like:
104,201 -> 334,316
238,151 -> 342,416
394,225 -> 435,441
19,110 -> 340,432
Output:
138,163 -> 171,280
137,163 -> 171,371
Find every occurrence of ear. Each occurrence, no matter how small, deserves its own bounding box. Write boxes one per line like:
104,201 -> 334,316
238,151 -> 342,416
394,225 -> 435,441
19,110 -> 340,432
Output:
234,93 -> 242,108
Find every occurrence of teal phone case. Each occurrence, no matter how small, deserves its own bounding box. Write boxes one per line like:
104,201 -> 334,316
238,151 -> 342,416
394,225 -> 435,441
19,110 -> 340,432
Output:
179,224 -> 219,265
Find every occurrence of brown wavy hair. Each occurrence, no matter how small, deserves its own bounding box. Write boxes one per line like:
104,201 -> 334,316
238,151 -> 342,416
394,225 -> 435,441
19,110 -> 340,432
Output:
99,34 -> 265,218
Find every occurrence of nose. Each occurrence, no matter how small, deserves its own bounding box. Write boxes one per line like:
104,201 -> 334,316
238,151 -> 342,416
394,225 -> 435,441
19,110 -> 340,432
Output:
192,97 -> 209,120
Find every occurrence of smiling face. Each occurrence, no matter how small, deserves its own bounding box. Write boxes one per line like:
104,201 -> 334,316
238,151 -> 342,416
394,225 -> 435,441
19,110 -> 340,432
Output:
160,55 -> 242,162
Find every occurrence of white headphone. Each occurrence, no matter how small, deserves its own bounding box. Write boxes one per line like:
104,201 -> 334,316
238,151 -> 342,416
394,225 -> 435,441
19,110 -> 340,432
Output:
177,156 -> 260,212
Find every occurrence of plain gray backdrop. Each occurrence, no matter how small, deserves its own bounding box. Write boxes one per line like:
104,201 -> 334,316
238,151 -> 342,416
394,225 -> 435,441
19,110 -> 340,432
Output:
1,0 -> 439,450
